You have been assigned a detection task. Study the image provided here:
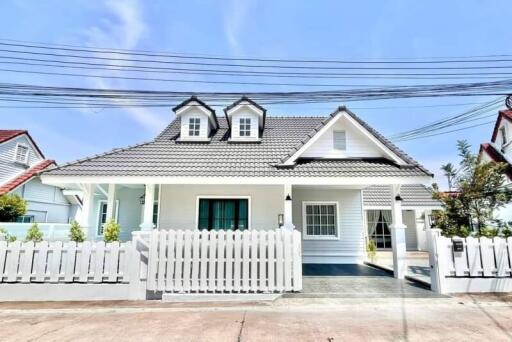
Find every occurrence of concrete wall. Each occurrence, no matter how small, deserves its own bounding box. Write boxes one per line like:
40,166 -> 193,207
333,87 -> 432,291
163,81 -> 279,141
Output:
292,187 -> 365,263
159,184 -> 284,230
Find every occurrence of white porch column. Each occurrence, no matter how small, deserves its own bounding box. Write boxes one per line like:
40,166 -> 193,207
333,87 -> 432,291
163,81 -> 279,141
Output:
390,184 -> 407,279
106,183 -> 116,222
79,183 -> 94,233
283,184 -> 295,230
140,184 -> 155,231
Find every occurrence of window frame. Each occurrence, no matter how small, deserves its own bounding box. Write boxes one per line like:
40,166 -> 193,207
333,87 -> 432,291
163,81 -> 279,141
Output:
366,209 -> 393,250
188,117 -> 201,137
96,199 -> 120,237
239,117 -> 252,137
13,143 -> 29,164
302,201 -> 340,240
195,195 -> 251,230
333,130 -> 347,151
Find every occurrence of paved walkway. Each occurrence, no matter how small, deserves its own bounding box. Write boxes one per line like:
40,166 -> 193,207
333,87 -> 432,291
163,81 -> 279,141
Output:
288,264 -> 439,298
372,251 -> 431,284
1,295 -> 512,341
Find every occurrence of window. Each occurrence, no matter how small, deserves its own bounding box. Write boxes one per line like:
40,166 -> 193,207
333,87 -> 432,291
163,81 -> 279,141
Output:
239,118 -> 251,137
333,131 -> 346,150
198,198 -> 249,230
97,200 -> 119,236
16,215 -> 34,223
188,117 -> 201,136
303,202 -> 338,239
367,210 -> 392,249
500,126 -> 508,146
14,144 -> 29,164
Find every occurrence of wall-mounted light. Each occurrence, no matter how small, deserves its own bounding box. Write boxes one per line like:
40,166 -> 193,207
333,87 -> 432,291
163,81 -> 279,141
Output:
395,194 -> 402,201
285,194 -> 292,201
139,194 -> 145,205
278,214 -> 284,227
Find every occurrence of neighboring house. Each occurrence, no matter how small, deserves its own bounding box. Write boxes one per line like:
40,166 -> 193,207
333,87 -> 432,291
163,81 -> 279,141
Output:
479,108 -> 512,222
0,130 -> 80,223
41,97 -> 433,263
363,185 -> 441,251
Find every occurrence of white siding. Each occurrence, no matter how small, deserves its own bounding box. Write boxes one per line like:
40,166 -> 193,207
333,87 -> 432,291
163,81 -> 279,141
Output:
230,110 -> 260,141
495,120 -> 512,159
0,135 -> 43,184
159,184 -> 283,230
293,187 -> 365,263
302,116 -> 385,159
179,111 -> 210,141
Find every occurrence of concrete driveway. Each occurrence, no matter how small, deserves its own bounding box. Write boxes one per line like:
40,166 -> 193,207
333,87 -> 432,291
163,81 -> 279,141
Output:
1,295 -> 512,341
292,263 -> 438,298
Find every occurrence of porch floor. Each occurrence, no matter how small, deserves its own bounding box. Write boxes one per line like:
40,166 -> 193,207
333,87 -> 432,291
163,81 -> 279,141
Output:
284,264 -> 443,299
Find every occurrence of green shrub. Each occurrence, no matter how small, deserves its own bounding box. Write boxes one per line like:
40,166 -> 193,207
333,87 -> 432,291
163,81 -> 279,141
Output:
0,227 -> 16,242
68,221 -> 85,242
0,194 -> 27,222
442,225 -> 470,238
103,219 -> 120,243
501,228 -> 512,238
478,227 -> 499,238
367,239 -> 377,262
25,223 -> 43,242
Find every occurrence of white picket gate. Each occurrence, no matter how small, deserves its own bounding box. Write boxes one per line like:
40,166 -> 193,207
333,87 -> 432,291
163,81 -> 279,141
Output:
0,240 -> 132,283
146,229 -> 302,293
428,229 -> 512,293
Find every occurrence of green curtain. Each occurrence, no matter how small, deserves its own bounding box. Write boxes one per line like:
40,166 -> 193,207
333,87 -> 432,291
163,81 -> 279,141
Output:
198,199 -> 209,230
198,199 -> 248,230
238,200 -> 248,230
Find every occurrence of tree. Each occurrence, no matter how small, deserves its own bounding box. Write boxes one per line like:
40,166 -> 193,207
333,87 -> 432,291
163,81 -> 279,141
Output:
103,219 -> 120,243
440,162 -> 457,191
0,194 -> 27,222
433,140 -> 512,236
68,221 -> 85,242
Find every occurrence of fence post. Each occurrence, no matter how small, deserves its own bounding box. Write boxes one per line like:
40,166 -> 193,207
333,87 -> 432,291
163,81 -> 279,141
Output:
128,231 -> 150,300
427,228 -> 446,293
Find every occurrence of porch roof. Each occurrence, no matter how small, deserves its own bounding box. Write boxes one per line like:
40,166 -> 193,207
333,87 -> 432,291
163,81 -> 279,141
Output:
42,114 -> 432,179
363,184 -> 442,209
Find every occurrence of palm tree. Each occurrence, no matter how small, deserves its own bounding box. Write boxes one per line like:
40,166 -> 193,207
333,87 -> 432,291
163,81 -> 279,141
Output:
441,163 -> 457,191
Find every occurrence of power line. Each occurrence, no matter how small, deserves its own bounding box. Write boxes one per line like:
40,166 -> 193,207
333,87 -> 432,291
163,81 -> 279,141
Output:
2,39 -> 512,64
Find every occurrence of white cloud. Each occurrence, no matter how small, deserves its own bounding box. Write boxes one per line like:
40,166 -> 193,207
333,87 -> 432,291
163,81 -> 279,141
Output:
80,0 -> 167,134
223,0 -> 253,56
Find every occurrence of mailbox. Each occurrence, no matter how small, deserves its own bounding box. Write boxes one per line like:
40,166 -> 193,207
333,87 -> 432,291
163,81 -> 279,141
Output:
453,239 -> 464,252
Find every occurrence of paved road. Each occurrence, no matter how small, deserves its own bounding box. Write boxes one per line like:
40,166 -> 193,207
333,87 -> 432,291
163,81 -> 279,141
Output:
1,295 -> 512,341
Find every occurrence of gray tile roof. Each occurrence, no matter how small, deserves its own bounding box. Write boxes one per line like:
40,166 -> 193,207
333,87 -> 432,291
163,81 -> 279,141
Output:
363,185 -> 442,208
44,112 -> 432,178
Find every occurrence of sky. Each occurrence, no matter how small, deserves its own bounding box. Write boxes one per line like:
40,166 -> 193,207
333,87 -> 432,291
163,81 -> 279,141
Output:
1,0 -> 511,188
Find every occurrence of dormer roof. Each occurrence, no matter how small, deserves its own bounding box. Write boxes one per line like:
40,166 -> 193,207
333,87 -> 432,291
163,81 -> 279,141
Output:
173,96 -> 219,129
223,96 -> 267,129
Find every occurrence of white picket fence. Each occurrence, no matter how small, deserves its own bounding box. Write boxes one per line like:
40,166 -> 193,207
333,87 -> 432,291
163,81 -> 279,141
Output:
146,229 -> 302,293
428,229 -> 512,293
0,240 -> 132,283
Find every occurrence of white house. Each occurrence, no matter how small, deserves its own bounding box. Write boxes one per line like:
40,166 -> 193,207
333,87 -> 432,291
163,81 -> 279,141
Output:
41,97 -> 434,268
479,107 -> 512,222
0,130 -> 80,223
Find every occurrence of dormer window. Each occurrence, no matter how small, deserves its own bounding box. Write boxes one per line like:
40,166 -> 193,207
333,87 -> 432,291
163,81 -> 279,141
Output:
239,118 -> 251,137
224,97 -> 266,142
14,143 -> 29,164
173,96 -> 218,142
189,118 -> 201,137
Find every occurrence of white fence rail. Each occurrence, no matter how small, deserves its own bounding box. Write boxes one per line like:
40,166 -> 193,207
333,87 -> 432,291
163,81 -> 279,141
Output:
147,229 -> 302,293
0,223 -> 71,241
428,229 -> 512,293
0,240 -> 132,283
